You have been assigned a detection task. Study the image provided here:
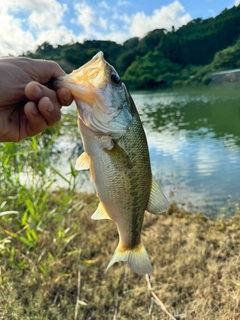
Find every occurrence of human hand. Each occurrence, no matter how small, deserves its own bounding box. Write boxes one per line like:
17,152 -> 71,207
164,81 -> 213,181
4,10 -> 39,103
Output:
0,57 -> 73,142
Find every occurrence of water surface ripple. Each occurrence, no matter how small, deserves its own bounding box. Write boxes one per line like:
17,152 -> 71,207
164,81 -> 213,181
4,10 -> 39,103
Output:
132,87 -> 240,219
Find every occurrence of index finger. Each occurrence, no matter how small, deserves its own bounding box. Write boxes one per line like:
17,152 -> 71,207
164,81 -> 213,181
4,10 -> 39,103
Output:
30,59 -> 67,84
7,57 -> 67,84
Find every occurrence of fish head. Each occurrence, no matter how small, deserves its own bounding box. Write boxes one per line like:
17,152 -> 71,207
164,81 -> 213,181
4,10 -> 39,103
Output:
54,51 -> 132,138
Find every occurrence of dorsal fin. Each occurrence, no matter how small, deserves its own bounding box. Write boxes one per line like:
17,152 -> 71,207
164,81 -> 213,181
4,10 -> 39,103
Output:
146,178 -> 169,215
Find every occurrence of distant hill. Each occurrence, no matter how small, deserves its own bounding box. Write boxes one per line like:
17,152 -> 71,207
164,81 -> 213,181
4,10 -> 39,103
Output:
25,5 -> 240,89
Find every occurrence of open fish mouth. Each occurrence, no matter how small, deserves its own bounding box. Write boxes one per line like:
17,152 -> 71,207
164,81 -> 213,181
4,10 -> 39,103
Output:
54,51 -> 133,137
53,51 -> 112,107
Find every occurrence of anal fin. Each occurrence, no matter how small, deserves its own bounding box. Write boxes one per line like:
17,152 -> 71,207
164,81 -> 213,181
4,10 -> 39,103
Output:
91,202 -> 112,220
146,178 -> 169,215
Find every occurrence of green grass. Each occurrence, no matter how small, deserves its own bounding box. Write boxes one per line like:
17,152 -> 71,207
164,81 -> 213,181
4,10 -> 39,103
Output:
1,109 -> 240,319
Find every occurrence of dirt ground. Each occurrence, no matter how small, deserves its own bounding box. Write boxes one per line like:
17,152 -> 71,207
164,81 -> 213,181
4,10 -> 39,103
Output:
1,195 -> 240,320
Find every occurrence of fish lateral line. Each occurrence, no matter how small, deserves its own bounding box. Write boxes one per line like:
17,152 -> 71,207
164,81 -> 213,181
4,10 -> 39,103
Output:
54,51 -> 169,275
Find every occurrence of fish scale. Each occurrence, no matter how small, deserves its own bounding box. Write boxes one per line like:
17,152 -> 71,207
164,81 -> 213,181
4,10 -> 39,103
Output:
54,51 -> 168,274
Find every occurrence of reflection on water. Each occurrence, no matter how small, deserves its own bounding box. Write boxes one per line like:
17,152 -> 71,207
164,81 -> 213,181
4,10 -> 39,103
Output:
133,87 -> 240,218
54,86 -> 240,219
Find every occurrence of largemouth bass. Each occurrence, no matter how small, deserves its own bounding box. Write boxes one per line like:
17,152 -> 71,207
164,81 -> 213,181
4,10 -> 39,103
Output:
55,52 -> 168,274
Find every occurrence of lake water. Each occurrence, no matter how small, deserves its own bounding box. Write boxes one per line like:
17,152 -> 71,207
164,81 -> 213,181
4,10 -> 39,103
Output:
133,86 -> 240,219
58,86 -> 240,219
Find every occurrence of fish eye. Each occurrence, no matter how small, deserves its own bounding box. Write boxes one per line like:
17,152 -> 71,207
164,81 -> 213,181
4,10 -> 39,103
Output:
111,74 -> 121,86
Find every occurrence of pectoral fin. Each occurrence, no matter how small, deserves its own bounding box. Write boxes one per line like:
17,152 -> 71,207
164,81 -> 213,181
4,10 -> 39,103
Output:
91,202 -> 112,220
146,178 -> 169,214
75,152 -> 90,170
75,152 -> 95,182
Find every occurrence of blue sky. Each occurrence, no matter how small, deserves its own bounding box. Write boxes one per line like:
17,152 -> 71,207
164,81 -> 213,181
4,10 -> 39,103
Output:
0,0 -> 239,56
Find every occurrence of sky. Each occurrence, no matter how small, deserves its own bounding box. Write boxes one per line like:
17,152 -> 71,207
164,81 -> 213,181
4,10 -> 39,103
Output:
0,0 -> 239,56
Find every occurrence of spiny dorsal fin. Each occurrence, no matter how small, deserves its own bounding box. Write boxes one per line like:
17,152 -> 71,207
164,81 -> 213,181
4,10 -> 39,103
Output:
91,202 -> 112,220
75,152 -> 90,170
146,178 -> 169,215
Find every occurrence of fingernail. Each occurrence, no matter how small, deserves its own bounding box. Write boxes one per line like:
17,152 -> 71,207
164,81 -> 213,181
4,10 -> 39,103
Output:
31,106 -> 38,115
32,86 -> 42,99
47,101 -> 54,112
63,92 -> 72,104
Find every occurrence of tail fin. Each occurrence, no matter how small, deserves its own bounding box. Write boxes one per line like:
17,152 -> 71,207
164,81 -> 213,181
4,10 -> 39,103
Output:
106,242 -> 153,275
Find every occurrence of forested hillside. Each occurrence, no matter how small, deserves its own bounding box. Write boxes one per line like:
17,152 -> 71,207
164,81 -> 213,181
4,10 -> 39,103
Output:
25,5 -> 240,89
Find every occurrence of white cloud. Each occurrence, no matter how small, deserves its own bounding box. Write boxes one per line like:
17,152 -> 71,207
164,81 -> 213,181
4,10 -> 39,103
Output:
74,2 -> 95,34
0,0 -> 192,56
234,0 -> 240,5
128,1 -> 192,38
0,0 -> 70,56
0,0 -> 66,29
36,26 -> 76,47
98,1 -> 110,9
74,1 -> 108,34
73,0 -> 191,43
0,7 -> 35,56
27,1 -> 67,29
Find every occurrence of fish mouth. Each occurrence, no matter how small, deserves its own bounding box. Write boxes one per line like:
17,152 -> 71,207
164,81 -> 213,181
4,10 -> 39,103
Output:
52,52 -> 112,111
66,51 -> 109,89
53,51 -> 133,138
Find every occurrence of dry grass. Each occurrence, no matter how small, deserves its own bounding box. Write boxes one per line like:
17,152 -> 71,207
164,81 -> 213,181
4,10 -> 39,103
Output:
1,195 -> 240,320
